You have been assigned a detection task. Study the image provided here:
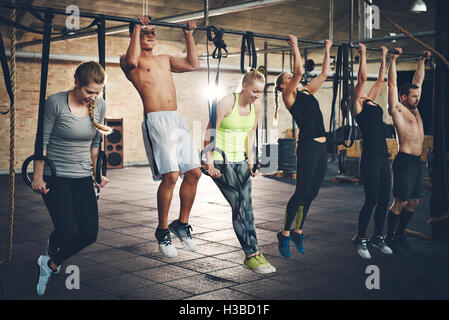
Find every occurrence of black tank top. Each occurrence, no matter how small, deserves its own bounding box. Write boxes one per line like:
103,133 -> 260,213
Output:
355,99 -> 389,159
289,89 -> 326,142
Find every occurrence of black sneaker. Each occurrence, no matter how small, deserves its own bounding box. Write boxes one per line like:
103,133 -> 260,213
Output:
385,235 -> 399,253
155,227 -> 177,258
169,220 -> 197,252
370,236 -> 393,255
396,234 -> 411,249
290,230 -> 306,254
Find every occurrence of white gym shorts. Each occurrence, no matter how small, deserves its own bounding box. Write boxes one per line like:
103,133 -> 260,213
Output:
141,111 -> 201,181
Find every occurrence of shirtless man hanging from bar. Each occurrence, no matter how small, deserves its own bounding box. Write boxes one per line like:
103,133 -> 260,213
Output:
386,48 -> 431,251
120,16 -> 201,258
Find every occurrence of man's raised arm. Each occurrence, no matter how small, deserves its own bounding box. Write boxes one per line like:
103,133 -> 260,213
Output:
387,48 -> 401,115
169,22 -> 200,73
412,51 -> 431,92
120,17 -> 146,74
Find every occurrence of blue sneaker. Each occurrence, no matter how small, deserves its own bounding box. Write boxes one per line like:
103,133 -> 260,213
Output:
277,232 -> 291,258
290,231 -> 306,254
36,255 -> 60,296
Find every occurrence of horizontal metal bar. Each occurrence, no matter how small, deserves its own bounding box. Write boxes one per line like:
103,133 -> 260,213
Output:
0,1 -> 343,47
0,1 -> 430,56
350,43 -> 427,57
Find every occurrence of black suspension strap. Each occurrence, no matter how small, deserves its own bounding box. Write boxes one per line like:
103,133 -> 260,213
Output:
329,45 -> 342,152
95,17 -> 108,199
0,31 -> 13,114
240,31 -> 257,74
200,26 -> 228,176
21,9 -> 56,188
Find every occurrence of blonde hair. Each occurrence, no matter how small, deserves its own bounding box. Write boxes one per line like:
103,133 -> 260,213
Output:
74,61 -> 112,135
242,68 -> 265,85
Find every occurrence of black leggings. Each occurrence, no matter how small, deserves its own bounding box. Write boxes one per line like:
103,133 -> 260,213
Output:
358,156 -> 391,238
284,139 -> 327,231
213,162 -> 258,257
42,176 -> 98,266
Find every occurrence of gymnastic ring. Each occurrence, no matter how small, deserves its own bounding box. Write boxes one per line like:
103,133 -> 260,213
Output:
21,154 -> 56,189
95,150 -> 107,185
199,147 -> 227,176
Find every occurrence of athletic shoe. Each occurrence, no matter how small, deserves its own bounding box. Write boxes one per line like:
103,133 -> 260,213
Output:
370,236 -> 393,255
46,238 -> 60,257
385,235 -> 399,253
352,236 -> 371,259
243,254 -> 274,274
36,255 -> 60,296
277,232 -> 291,258
169,220 -> 197,252
396,234 -> 411,249
256,253 -> 276,273
155,227 -> 177,258
290,230 -> 306,254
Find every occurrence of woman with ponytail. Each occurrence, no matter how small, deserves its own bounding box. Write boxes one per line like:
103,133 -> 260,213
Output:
274,35 -> 332,257
32,61 -> 112,295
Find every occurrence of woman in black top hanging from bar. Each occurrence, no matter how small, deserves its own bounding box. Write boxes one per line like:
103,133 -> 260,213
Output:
274,35 -> 332,258
352,43 -> 393,259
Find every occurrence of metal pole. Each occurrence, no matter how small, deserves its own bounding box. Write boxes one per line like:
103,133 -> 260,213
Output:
329,0 -> 334,41
203,0 -> 209,26
264,41 -> 268,144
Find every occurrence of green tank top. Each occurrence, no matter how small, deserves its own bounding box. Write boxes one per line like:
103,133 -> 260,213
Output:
214,93 -> 256,162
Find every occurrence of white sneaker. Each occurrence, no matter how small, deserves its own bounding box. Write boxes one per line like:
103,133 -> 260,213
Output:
155,227 -> 177,258
352,237 -> 371,260
169,220 -> 197,252
370,237 -> 393,255
36,255 -> 60,296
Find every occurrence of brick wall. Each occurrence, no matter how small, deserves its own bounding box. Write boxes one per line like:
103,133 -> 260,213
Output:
0,32 -> 421,172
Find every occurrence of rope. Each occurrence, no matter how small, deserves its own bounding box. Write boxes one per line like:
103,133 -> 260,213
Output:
364,0 -> 449,69
1,2 -> 16,266
427,211 -> 449,225
405,229 -> 431,241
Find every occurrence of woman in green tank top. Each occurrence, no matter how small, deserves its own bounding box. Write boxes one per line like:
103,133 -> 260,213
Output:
203,69 -> 276,274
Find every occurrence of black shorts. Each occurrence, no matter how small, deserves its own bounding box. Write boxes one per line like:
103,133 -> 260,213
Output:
392,152 -> 423,201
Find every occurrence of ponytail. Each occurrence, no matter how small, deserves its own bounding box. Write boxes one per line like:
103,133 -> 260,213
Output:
273,72 -> 287,126
88,100 -> 113,135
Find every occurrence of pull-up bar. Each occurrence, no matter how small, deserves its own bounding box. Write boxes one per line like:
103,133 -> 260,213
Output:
0,1 -> 343,47
0,1 -> 430,58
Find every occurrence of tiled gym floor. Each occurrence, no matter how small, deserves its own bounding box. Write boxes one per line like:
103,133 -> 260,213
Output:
1,161 -> 448,300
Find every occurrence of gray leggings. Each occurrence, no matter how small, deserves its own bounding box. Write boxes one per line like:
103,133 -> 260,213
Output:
213,162 -> 258,257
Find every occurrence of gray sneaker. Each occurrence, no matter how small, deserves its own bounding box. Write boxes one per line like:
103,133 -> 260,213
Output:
352,236 -> 371,260
169,220 -> 197,252
370,236 -> 393,255
155,227 -> 177,258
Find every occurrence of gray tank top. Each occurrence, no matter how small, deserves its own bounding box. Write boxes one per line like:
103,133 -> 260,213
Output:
43,91 -> 106,178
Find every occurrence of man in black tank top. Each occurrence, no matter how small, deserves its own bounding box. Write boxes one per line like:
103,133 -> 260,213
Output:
352,44 -> 393,259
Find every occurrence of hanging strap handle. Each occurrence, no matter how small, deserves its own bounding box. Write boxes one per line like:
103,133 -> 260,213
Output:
0,31 -> 13,114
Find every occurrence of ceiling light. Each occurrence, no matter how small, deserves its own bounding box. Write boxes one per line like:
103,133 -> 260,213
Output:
410,0 -> 427,13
